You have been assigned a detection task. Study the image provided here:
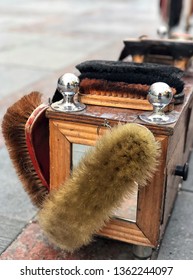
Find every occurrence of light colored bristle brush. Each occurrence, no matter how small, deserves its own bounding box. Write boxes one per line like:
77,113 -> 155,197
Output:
38,123 -> 160,251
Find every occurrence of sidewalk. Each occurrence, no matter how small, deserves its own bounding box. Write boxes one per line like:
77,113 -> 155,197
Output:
0,0 -> 193,260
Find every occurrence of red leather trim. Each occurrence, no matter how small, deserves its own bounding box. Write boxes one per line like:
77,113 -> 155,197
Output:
25,104 -> 49,190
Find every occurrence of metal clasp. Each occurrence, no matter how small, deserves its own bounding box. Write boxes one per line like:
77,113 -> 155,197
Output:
97,119 -> 112,135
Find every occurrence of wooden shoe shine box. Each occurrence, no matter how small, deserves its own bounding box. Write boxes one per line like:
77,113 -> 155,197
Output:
46,73 -> 193,252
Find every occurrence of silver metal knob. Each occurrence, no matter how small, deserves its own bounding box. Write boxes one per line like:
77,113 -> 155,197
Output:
51,73 -> 86,113
139,82 -> 179,125
57,73 -> 79,94
157,26 -> 168,39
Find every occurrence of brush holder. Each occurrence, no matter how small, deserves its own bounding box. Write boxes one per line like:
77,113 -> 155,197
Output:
139,82 -> 178,125
51,73 -> 86,113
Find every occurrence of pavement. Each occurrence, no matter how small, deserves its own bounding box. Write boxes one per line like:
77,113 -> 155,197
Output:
0,0 -> 193,260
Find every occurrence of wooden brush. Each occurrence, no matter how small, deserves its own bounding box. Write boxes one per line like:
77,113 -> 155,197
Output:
38,123 -> 160,252
1,92 -> 49,208
79,78 -> 177,99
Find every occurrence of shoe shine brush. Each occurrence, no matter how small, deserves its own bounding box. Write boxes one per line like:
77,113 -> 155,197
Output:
2,92 -> 49,208
39,123 -> 160,252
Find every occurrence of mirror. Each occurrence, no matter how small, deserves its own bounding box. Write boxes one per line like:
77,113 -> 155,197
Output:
72,143 -> 138,222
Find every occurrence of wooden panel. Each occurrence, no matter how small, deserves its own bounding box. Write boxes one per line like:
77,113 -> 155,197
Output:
49,120 -> 71,190
49,121 -> 109,190
79,93 -> 153,111
160,134 -> 185,238
98,219 -> 152,247
166,111 -> 186,163
59,122 -> 100,142
137,135 -> 168,246
46,106 -> 174,136
183,104 -> 193,162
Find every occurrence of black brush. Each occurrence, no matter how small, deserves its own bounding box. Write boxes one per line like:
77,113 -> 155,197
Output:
76,60 -> 184,76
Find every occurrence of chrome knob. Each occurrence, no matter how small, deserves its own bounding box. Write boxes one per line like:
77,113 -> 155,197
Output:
139,82 -> 178,125
148,82 -> 173,106
157,26 -> 168,39
147,82 -> 173,119
51,73 -> 86,113
57,73 -> 79,94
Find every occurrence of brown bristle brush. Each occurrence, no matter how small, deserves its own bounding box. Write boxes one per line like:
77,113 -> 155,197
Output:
1,92 -> 49,208
79,78 -> 177,99
80,78 -> 150,98
38,123 -> 160,252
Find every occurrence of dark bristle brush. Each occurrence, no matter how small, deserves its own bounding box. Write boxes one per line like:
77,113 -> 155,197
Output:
1,92 -> 49,208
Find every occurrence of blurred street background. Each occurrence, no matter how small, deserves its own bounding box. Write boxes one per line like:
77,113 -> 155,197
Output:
0,0 -> 193,260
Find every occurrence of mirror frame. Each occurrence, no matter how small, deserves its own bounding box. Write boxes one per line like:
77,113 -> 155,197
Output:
49,119 -> 167,248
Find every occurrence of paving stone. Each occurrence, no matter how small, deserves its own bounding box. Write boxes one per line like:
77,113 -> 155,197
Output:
0,221 -> 134,260
0,65 -> 50,99
158,191 -> 193,260
0,147 -> 37,221
0,38 -> 112,71
0,216 -> 27,254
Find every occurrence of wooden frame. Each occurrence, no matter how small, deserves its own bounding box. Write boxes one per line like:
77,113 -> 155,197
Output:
49,119 -> 168,248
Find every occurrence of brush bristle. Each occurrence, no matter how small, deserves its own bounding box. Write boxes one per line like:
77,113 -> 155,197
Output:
76,60 -> 184,77
80,78 -> 149,99
76,60 -> 184,94
38,123 -> 160,251
1,92 -> 48,208
79,78 -> 177,99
